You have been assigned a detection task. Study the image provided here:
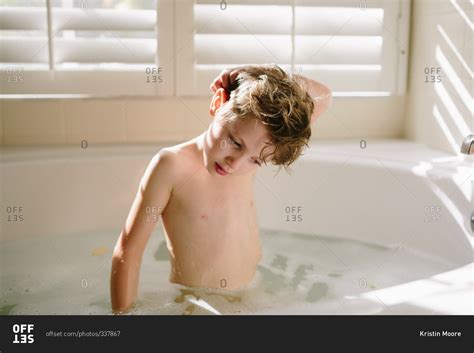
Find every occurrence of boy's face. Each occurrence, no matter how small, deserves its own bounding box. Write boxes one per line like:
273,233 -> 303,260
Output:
202,89 -> 271,177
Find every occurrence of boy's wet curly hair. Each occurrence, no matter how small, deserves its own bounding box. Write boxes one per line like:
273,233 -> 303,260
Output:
217,64 -> 314,173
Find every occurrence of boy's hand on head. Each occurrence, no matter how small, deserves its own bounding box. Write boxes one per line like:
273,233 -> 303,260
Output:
210,68 -> 241,100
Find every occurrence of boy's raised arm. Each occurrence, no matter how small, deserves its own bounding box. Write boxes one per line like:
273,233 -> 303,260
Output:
293,74 -> 332,123
110,149 -> 174,314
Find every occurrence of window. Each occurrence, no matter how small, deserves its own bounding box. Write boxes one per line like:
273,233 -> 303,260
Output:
0,0 -> 173,96
176,0 -> 410,96
1,0 -> 410,97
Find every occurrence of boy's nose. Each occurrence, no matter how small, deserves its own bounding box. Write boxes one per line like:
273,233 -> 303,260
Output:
224,155 -> 243,173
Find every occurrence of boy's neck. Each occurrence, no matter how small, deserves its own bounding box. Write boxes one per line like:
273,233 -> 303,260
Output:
195,132 -> 206,153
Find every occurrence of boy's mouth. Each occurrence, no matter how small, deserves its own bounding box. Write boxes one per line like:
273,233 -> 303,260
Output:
215,162 -> 229,176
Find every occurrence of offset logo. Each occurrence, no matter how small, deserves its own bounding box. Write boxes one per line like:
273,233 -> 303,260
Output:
13,324 -> 34,344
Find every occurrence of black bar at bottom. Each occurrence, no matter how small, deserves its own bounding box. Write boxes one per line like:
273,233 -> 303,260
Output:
0,315 -> 472,352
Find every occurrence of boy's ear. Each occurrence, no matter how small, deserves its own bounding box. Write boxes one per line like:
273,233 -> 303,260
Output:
209,88 -> 229,116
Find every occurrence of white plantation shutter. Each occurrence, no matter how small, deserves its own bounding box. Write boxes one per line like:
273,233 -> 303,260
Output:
0,0 -> 409,97
1,6 -> 156,67
0,5 -> 49,68
52,8 -> 156,68
0,0 -> 174,96
176,0 -> 410,96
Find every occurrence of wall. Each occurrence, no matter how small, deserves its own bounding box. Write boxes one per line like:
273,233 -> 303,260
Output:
405,0 -> 472,154
0,95 -> 406,147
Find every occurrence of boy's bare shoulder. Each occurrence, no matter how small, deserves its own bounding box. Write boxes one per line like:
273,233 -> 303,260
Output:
146,142 -> 199,188
159,140 -> 200,166
140,148 -> 181,193
157,143 -> 191,166
148,148 -> 179,177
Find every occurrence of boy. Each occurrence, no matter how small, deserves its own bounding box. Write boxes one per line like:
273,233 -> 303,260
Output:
110,64 -> 332,314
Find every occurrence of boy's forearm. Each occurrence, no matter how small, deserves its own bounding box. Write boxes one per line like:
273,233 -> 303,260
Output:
110,248 -> 142,314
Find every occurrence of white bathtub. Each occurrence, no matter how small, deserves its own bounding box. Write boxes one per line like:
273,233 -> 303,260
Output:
1,139 -> 472,315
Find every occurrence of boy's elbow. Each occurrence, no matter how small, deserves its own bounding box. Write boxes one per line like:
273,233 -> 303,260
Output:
317,86 -> 332,105
114,229 -> 140,254
112,233 -> 143,270
112,239 -> 140,264
310,89 -> 332,123
323,89 -> 333,112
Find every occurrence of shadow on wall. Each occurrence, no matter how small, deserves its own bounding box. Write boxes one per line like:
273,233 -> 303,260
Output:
407,0 -> 472,154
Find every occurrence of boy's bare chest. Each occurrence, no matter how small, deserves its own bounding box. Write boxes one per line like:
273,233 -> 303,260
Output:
158,151 -> 261,288
165,167 -> 256,232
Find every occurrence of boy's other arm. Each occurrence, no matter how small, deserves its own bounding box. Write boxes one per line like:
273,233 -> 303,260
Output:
293,75 -> 332,124
210,65 -> 332,124
110,149 -> 174,314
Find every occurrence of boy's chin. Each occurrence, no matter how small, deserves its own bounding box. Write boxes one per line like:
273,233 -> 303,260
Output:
202,159 -> 215,176
205,164 -> 214,175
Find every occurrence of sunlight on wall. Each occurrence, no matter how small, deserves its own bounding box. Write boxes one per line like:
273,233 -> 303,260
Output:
430,3 -> 472,153
407,0 -> 472,154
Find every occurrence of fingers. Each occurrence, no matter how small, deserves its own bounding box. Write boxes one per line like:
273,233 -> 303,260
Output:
229,69 -> 239,82
210,79 -> 218,93
221,71 -> 230,90
209,67 -> 242,94
210,78 -> 222,93
210,69 -> 232,93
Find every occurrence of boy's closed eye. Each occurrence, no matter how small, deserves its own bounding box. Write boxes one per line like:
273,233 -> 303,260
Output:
228,134 -> 262,167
